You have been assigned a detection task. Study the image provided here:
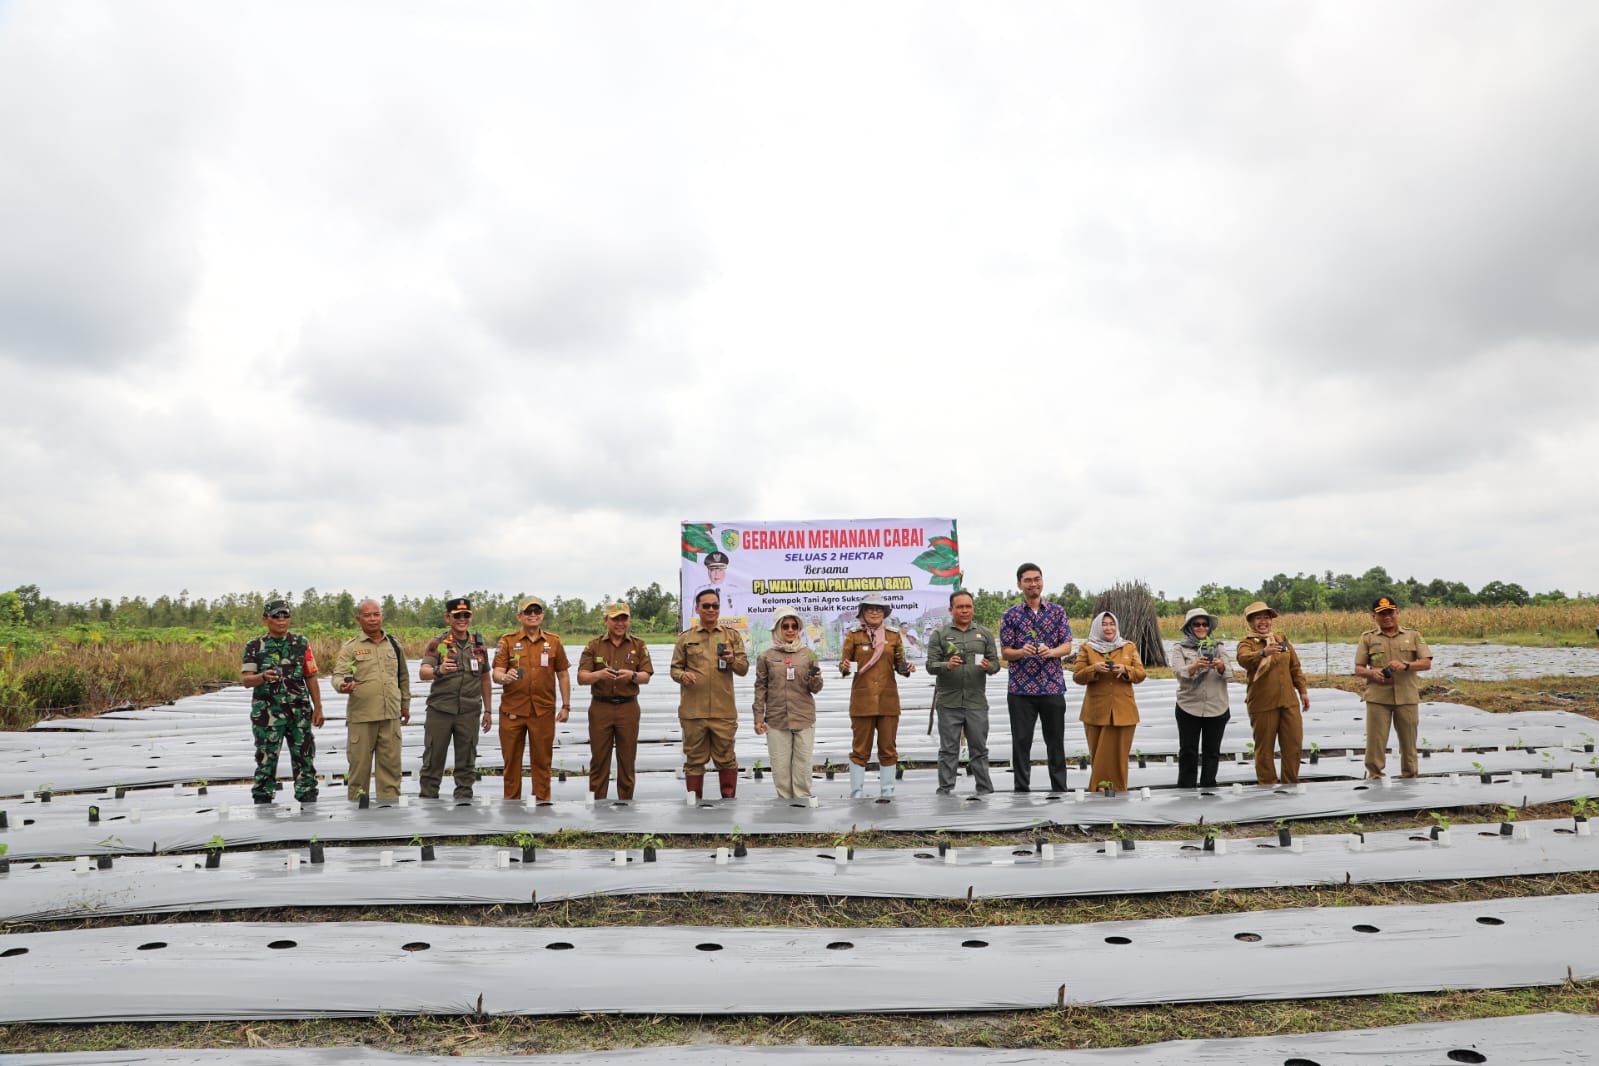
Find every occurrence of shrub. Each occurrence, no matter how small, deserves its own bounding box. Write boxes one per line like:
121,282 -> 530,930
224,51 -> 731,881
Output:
21,662 -> 95,711
0,669 -> 35,730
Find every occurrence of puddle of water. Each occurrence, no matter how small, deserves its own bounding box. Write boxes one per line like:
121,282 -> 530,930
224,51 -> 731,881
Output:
1288,642 -> 1599,681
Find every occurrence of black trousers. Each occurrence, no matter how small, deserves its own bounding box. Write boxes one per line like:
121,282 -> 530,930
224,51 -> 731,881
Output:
1175,704 -> 1231,789
1008,693 -> 1068,792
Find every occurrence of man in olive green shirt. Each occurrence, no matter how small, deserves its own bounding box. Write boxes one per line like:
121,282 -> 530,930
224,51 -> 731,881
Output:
926,589 -> 1001,795
335,599 -> 412,801
670,589 -> 748,799
1355,595 -> 1433,780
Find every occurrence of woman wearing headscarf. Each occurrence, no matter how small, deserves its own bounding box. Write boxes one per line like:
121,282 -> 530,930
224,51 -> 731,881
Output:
1171,607 -> 1230,789
752,606 -> 824,799
839,593 -> 915,799
1072,610 -> 1146,792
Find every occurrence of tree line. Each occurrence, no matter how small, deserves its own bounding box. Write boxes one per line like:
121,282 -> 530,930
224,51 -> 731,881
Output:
0,583 -> 682,635
2,566 -> 1586,637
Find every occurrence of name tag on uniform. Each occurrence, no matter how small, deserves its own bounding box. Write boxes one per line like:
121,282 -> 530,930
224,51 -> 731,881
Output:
785,658 -> 795,681
540,648 -> 550,668
355,648 -> 372,659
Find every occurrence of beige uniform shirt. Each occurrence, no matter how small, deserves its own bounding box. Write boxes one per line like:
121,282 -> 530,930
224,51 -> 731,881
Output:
1355,626 -> 1431,705
670,623 -> 748,719
336,633 -> 411,723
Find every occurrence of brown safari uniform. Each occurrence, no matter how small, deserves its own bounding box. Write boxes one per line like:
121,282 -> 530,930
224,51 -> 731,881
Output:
1356,625 -> 1432,778
1235,634 -> 1306,785
841,625 -> 907,767
670,622 -> 748,775
1072,643 -> 1146,792
492,630 -> 569,801
578,633 -> 654,800
336,632 -> 410,801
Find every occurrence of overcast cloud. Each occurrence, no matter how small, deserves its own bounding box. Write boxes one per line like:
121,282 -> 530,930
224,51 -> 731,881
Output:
3,1 -> 1597,609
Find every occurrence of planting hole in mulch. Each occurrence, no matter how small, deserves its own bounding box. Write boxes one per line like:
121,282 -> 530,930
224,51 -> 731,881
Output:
1475,916 -> 1505,926
826,941 -> 853,950
402,942 -> 430,951
1105,936 -> 1132,945
137,942 -> 166,951
696,943 -> 723,952
961,940 -> 988,949
1352,925 -> 1380,934
267,940 -> 297,949
546,942 -> 574,951
1234,932 -> 1262,942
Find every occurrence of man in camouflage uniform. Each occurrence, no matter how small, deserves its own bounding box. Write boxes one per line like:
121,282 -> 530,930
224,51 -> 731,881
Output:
241,598 -> 325,804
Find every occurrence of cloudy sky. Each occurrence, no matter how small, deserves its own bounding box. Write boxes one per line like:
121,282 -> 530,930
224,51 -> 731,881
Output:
3,1 -> 1597,608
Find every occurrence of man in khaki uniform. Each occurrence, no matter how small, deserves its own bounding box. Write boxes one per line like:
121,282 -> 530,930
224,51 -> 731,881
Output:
417,596 -> 493,801
1355,595 -> 1433,779
670,588 -> 748,800
492,597 -> 571,802
1234,600 -> 1308,786
335,599 -> 411,802
577,601 -> 654,800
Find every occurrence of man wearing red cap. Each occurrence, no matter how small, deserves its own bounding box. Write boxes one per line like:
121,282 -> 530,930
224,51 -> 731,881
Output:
1355,596 -> 1433,779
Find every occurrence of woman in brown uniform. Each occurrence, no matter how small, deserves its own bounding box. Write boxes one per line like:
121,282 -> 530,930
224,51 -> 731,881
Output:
839,593 -> 915,800
1072,611 -> 1146,792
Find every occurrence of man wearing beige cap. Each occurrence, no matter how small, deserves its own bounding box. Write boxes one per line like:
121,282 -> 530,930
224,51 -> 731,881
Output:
577,602 -> 654,800
1355,595 -> 1432,779
492,597 -> 571,802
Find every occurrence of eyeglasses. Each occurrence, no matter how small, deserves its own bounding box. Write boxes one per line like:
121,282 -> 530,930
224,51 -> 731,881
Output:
450,611 -> 472,620
268,611 -> 292,620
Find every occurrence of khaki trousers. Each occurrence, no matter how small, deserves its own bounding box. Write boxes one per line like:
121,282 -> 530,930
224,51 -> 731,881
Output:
1083,722 -> 1136,792
588,700 -> 641,799
346,719 -> 403,800
850,715 -> 899,767
1248,705 -> 1302,785
764,725 -> 816,799
1365,701 -> 1420,778
681,715 -> 738,774
420,709 -> 480,799
500,712 -> 556,801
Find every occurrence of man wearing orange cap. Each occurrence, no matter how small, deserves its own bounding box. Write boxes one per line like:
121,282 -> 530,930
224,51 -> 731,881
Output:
492,597 -> 571,802
1355,596 -> 1432,779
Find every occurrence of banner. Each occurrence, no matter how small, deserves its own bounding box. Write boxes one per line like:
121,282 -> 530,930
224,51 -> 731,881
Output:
679,518 -> 962,659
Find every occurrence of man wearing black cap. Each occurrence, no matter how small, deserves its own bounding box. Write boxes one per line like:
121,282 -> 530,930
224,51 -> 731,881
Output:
577,601 -> 654,800
418,597 -> 493,800
1355,596 -> 1433,779
241,599 -> 325,804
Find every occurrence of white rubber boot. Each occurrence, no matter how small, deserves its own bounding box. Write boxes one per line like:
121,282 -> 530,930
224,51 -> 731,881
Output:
879,763 -> 896,799
849,762 -> 866,799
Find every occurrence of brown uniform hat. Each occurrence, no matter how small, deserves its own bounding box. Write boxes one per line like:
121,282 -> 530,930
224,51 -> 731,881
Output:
1242,601 -> 1279,621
